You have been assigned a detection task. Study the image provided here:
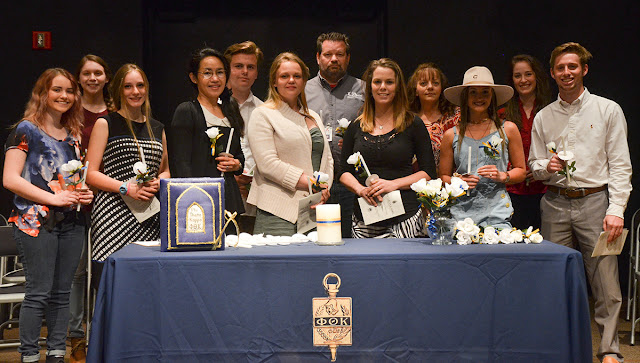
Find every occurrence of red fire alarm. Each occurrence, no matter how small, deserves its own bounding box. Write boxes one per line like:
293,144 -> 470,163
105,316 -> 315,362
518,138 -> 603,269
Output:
32,31 -> 52,50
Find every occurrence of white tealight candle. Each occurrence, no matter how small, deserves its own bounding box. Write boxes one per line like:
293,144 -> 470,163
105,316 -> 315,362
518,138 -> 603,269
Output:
315,204 -> 343,245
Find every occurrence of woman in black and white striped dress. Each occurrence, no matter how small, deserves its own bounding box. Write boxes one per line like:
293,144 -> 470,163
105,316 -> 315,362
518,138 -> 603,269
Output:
86,64 -> 169,284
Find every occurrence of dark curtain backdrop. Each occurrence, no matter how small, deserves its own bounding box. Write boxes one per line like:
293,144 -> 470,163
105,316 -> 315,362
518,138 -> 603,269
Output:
1,0 -> 638,290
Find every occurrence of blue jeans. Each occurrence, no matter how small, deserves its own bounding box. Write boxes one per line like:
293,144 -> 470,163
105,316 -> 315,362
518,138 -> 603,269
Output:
14,214 -> 85,362
68,213 -> 90,339
327,182 -> 355,238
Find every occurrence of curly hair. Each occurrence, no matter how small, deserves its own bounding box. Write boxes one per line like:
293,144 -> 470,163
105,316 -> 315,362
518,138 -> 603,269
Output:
20,68 -> 84,137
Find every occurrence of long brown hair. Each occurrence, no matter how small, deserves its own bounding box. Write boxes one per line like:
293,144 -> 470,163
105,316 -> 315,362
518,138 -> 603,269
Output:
110,64 -> 155,161
357,58 -> 413,133
265,52 -> 311,115
76,54 -> 115,112
407,63 -> 456,117
504,54 -> 550,129
458,87 -> 505,150
20,68 -> 84,137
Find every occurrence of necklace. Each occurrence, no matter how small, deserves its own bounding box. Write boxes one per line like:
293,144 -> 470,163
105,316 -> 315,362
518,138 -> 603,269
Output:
374,117 -> 392,131
467,119 -> 492,139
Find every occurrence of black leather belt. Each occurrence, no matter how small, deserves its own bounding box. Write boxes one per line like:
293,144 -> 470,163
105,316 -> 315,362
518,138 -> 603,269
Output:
547,185 -> 607,199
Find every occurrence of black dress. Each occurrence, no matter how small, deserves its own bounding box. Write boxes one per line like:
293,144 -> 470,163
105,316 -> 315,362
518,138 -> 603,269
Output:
91,112 -> 164,261
168,100 -> 245,215
340,116 -> 436,226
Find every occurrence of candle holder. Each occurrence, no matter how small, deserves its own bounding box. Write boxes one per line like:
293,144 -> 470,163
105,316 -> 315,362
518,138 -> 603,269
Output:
364,174 -> 379,187
315,204 -> 344,246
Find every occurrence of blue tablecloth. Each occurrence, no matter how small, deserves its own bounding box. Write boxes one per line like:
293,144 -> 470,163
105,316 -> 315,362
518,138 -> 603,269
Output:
87,239 -> 591,362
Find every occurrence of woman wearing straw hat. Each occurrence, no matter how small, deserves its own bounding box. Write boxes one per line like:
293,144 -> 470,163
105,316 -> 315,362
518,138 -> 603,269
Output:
439,66 -> 526,228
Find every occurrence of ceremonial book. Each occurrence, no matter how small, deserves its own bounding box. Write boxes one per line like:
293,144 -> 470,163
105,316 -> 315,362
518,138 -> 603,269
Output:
160,178 -> 225,251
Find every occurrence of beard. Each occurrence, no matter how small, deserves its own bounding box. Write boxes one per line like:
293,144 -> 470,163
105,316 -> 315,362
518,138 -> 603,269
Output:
320,64 -> 346,82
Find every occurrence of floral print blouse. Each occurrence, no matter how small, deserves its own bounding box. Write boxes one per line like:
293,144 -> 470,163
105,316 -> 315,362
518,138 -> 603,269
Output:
5,121 -> 82,236
422,107 -> 460,169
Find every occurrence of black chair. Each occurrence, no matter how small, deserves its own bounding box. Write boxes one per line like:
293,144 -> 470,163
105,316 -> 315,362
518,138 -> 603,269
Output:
0,224 -> 45,349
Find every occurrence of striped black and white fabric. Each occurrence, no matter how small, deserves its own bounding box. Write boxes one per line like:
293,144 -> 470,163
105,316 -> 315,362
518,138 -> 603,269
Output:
91,112 -> 164,262
352,209 -> 426,239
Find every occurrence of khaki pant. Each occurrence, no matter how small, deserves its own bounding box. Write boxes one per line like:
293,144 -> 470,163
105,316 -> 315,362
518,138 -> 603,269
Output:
541,190 -> 623,362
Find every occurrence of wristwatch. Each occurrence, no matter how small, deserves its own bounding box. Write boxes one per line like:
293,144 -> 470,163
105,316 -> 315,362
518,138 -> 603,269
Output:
119,181 -> 129,195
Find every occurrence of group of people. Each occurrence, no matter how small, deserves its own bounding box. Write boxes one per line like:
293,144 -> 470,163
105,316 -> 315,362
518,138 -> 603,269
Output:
2,31 -> 631,363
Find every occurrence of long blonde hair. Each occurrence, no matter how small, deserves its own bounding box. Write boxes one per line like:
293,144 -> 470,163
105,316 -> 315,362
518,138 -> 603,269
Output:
110,64 -> 155,161
264,52 -> 311,115
20,68 -> 84,138
357,58 -> 413,133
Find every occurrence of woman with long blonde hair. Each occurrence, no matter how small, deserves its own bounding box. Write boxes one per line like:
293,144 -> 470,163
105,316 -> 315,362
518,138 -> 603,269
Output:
3,68 -> 94,363
86,64 -> 169,283
247,52 -> 333,236
340,58 -> 436,238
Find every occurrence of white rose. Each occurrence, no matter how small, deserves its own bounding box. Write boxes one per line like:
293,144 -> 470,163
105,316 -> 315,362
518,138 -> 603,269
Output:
489,134 -> 503,147
437,188 -> 449,202
461,218 -> 476,234
337,118 -> 350,128
347,152 -> 361,165
423,183 -> 440,197
483,227 -> 499,244
411,178 -> 429,194
449,177 -> 469,197
61,159 -> 83,173
313,171 -> 330,184
529,232 -> 543,244
499,228 -> 515,244
133,161 -> 148,174
427,178 -> 443,191
205,127 -> 220,139
456,231 -> 472,245
511,229 -> 523,243
546,142 -> 556,151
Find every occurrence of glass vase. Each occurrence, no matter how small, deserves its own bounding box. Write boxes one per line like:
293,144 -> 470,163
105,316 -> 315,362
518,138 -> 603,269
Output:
427,208 -> 456,245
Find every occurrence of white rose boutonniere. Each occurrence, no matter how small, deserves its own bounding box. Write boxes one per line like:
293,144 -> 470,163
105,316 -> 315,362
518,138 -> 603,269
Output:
205,127 -> 223,156
335,118 -> 350,137
133,161 -> 153,184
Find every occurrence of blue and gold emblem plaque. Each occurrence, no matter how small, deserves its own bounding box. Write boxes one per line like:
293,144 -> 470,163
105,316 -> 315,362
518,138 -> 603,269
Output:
160,178 -> 225,251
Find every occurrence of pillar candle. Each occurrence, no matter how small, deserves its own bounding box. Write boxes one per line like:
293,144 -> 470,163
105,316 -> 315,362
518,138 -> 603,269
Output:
316,204 -> 343,245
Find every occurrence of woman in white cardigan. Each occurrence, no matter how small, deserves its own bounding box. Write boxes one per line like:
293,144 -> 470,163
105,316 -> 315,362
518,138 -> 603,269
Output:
247,52 -> 333,236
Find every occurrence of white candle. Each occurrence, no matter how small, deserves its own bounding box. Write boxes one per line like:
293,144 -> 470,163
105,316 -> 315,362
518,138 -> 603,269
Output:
77,161 -> 89,212
316,204 -> 342,245
562,135 -> 567,153
225,128 -> 234,154
467,146 -> 472,174
360,156 -> 372,177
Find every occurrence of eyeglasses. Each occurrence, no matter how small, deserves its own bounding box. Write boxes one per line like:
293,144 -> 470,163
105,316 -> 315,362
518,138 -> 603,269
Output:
199,70 -> 226,80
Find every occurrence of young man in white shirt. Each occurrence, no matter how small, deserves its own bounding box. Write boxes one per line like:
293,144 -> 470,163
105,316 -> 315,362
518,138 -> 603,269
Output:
529,42 -> 632,363
224,41 -> 264,230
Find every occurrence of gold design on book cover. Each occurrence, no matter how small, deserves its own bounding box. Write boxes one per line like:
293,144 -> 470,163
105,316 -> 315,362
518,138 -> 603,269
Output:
168,183 -> 222,249
186,202 -> 205,233
313,273 -> 352,362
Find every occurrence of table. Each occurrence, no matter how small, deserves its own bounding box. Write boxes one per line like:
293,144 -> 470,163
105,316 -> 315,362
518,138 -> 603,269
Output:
87,239 -> 591,362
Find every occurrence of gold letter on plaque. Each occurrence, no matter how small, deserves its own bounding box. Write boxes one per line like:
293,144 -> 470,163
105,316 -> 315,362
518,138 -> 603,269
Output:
313,273 -> 352,361
186,202 -> 205,233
